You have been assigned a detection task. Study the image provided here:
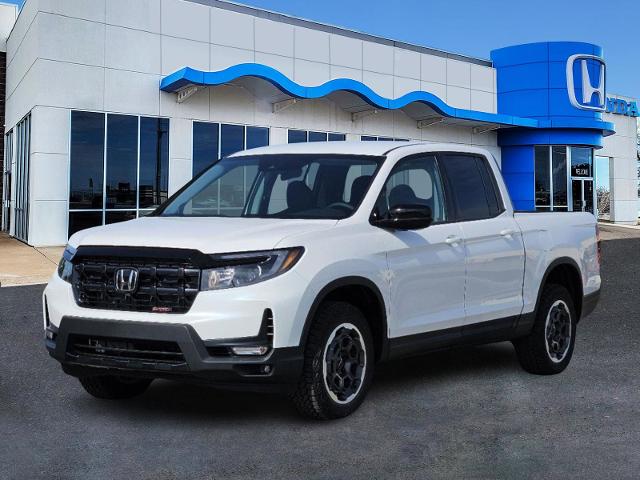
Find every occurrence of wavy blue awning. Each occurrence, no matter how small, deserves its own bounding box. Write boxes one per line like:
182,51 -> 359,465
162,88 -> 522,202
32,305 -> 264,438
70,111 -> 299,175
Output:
160,62 -> 614,134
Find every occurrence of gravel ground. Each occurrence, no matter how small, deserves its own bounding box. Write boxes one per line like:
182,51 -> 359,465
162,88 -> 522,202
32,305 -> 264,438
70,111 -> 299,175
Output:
1,224 -> 639,479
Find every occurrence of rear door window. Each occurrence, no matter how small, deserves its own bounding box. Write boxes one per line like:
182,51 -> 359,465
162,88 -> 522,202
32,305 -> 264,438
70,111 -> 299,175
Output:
440,154 -> 502,221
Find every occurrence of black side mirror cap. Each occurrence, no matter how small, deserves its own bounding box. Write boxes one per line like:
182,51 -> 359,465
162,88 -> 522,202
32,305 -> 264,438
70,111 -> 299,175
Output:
371,204 -> 433,230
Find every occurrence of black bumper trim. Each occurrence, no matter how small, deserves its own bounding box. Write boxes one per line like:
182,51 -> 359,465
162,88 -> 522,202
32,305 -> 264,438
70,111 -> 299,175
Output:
47,316 -> 303,391
581,289 -> 601,320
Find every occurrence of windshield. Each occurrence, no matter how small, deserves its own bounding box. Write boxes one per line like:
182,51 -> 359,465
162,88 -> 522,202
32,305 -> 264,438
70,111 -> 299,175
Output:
157,154 -> 383,220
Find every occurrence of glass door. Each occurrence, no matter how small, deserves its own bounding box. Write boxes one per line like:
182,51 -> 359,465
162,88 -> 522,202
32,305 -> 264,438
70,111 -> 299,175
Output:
572,179 -> 595,214
570,147 -> 595,214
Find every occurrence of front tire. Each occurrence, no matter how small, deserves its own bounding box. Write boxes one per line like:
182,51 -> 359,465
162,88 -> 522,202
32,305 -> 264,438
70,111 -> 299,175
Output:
292,301 -> 374,420
78,375 -> 153,399
513,284 -> 577,375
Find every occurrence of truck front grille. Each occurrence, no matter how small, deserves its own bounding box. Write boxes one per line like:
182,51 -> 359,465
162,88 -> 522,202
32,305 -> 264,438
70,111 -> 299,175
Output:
72,256 -> 200,313
68,334 -> 186,367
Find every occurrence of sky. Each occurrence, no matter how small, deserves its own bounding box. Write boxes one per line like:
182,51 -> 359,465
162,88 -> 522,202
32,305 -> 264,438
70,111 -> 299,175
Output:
230,0 -> 639,99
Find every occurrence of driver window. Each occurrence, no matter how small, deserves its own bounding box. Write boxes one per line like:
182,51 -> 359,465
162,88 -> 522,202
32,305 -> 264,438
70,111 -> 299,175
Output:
375,155 -> 447,223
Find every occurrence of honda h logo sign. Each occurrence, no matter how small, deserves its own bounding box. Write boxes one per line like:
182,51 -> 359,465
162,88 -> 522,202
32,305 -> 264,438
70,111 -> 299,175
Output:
566,54 -> 606,112
115,268 -> 139,293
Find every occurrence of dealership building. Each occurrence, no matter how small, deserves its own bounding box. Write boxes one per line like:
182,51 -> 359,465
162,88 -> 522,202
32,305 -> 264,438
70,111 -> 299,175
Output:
0,0 -> 638,246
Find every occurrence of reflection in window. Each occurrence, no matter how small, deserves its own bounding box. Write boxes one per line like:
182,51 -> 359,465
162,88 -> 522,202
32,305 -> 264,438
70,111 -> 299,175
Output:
139,118 -> 169,209
570,147 -> 593,177
106,115 -> 138,209
69,111 -> 105,210
68,112 -> 171,238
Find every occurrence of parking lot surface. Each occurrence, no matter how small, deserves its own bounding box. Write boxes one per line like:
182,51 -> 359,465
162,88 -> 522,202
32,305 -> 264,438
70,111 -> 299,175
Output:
1,224 -> 639,479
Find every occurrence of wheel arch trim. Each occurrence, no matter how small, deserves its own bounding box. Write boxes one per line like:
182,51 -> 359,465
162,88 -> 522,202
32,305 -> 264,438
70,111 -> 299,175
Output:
298,276 -> 389,361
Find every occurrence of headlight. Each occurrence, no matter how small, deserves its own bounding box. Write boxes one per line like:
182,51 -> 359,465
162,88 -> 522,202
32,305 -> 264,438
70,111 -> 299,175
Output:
201,247 -> 304,291
57,245 -> 76,283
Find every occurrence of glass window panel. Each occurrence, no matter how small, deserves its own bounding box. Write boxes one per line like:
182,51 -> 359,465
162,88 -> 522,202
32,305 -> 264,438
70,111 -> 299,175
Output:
69,111 -> 105,210
193,122 -> 219,176
394,138 -> 409,142
308,131 -> 328,142
378,137 -> 393,141
584,180 -> 594,214
106,115 -> 138,209
221,124 -> 245,157
105,210 -> 137,225
361,136 -> 377,141
288,129 -> 307,143
571,147 -> 593,177
68,211 -> 102,237
139,117 -> 169,209
377,155 -> 447,223
343,163 -> 377,204
328,133 -> 346,141
476,156 -> 502,216
246,126 -> 269,150
138,209 -> 155,217
572,180 -> 582,211
552,146 -> 568,207
534,146 -> 551,207
441,154 -> 490,221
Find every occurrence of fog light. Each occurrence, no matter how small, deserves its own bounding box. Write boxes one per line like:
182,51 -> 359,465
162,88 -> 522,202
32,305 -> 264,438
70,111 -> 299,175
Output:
45,330 -> 55,340
230,345 -> 269,356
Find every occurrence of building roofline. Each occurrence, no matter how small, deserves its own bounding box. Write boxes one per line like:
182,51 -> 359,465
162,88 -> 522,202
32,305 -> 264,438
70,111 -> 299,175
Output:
186,0 -> 493,67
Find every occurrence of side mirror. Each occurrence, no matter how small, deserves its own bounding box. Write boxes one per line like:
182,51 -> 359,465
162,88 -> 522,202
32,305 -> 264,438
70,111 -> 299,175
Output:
372,204 -> 433,230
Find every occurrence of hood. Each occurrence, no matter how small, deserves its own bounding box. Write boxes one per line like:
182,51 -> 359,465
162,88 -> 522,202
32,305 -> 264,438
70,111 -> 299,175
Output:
69,216 -> 337,253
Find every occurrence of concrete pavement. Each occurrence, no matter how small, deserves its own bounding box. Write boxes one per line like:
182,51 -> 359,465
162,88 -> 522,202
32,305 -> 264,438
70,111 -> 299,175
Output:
0,233 -> 64,287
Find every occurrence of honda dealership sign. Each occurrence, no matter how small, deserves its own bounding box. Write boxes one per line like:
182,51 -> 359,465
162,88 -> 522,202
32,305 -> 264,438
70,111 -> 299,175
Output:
566,54 -> 637,117
566,54 -> 606,112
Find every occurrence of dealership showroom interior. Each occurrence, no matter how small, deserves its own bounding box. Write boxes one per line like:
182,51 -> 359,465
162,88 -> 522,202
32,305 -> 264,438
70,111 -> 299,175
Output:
1,0 -> 640,479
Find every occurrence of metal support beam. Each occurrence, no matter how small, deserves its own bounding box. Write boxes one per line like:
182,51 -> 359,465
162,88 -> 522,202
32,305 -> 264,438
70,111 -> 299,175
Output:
176,86 -> 202,103
351,109 -> 379,122
272,98 -> 298,113
417,117 -> 444,129
472,125 -> 500,134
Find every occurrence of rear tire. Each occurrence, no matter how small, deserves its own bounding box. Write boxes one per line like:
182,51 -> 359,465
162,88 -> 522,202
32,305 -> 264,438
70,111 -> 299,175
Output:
513,284 -> 577,375
78,375 -> 153,399
292,301 -> 374,420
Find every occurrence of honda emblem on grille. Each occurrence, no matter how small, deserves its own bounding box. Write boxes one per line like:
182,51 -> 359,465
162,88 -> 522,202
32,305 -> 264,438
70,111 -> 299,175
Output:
114,268 -> 139,293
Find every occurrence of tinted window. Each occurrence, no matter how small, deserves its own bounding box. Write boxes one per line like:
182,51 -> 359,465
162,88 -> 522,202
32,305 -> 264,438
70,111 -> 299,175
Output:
106,114 -> 137,209
69,111 -> 104,210
139,117 -> 169,209
220,124 -> 244,158
441,154 -> 493,221
552,146 -> 568,207
328,133 -> 346,141
288,130 -> 307,143
246,126 -> 269,149
68,211 -> 102,237
476,156 -> 502,216
308,131 -> 328,142
361,136 -> 377,141
534,146 -> 550,208
193,122 -> 219,176
375,155 -> 447,223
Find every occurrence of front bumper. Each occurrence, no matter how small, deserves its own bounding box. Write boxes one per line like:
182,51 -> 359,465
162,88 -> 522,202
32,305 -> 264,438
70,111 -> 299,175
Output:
46,316 -> 304,392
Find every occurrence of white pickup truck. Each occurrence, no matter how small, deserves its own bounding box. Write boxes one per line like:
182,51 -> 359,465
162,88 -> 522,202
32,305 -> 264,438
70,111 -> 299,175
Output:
44,142 -> 601,419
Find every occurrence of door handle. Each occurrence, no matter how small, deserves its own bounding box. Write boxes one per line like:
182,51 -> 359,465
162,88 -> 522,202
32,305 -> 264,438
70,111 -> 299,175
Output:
445,235 -> 462,246
500,229 -> 515,237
